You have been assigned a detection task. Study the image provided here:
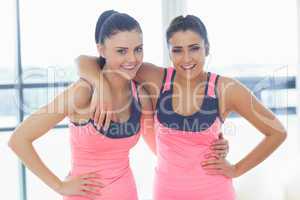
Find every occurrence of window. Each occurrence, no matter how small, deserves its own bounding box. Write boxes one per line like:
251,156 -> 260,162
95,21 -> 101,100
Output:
0,133 -> 19,200
20,0 -> 163,83
0,0 -> 15,84
0,90 -> 18,128
187,0 -> 297,68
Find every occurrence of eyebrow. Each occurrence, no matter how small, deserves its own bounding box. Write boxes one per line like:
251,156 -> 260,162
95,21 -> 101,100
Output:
172,43 -> 201,48
115,44 -> 143,49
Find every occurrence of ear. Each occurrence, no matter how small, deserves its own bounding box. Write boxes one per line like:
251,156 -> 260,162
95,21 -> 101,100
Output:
96,44 -> 105,58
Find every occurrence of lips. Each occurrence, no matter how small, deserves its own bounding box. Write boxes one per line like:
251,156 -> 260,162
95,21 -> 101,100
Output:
121,64 -> 136,70
181,64 -> 196,70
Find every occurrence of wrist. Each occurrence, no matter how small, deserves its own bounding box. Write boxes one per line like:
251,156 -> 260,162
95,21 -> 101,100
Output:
233,163 -> 243,178
52,179 -> 63,194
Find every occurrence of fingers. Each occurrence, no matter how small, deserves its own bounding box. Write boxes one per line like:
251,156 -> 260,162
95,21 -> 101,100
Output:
93,105 -> 112,131
201,158 -> 223,167
204,153 -> 224,160
202,161 -> 225,172
82,179 -> 105,188
79,172 -> 103,199
90,101 -> 97,118
97,108 -> 106,129
211,144 -> 228,151
79,190 -> 99,200
78,191 -> 92,199
103,111 -> 111,131
212,132 -> 227,145
204,153 -> 220,159
81,185 -> 101,194
205,169 -> 223,176
202,164 -> 222,170
212,138 -> 228,146
211,145 -> 228,158
216,152 -> 227,159
93,105 -> 101,126
81,172 -> 101,180
212,149 -> 228,155
211,134 -> 229,157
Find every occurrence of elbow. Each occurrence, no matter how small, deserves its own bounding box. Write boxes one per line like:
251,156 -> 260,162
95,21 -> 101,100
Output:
8,134 -> 18,151
273,130 -> 287,145
280,131 -> 287,142
8,133 -> 30,152
74,55 -> 86,74
75,55 -> 84,65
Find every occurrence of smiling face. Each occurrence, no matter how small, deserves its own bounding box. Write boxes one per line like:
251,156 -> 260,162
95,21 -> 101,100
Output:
168,30 -> 207,80
98,30 -> 143,80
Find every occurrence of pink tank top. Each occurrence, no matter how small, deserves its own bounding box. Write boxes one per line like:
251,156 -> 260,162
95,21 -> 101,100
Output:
153,68 -> 235,200
65,81 -> 141,200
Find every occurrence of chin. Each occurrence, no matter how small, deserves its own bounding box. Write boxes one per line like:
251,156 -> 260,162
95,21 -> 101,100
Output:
123,71 -> 137,80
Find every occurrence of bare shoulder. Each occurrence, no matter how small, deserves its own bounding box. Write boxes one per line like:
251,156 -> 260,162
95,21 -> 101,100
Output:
216,75 -> 250,117
217,75 -> 249,96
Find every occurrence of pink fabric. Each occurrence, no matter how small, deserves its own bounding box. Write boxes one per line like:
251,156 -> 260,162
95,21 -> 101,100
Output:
162,67 -> 175,92
64,81 -> 141,200
64,124 -> 140,200
153,68 -> 235,200
207,73 -> 217,98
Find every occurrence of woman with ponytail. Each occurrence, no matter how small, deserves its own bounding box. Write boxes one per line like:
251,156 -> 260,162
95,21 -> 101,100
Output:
9,10 -> 156,200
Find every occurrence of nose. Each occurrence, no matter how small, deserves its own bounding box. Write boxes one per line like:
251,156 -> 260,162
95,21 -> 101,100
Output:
126,52 -> 137,64
182,50 -> 192,63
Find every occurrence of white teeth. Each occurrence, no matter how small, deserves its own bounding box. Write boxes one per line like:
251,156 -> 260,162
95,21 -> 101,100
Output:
121,65 -> 136,70
181,64 -> 195,70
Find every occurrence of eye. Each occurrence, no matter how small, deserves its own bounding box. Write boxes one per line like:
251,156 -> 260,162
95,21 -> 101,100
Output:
135,47 -> 143,53
117,49 -> 127,55
172,48 -> 181,53
190,46 -> 201,51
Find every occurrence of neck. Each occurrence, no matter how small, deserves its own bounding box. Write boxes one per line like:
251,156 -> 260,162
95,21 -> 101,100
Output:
175,71 -> 207,90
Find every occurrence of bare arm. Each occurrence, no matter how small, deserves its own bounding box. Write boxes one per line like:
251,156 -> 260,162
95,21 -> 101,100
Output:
75,55 -> 113,129
138,86 -> 156,155
75,55 -> 165,127
203,77 -> 287,177
8,80 -> 102,197
75,55 -> 164,88
229,78 -> 286,176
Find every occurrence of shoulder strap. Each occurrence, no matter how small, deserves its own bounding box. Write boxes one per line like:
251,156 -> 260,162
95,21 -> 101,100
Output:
206,72 -> 219,98
162,67 -> 175,93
